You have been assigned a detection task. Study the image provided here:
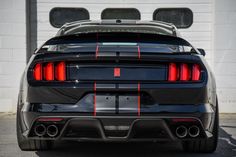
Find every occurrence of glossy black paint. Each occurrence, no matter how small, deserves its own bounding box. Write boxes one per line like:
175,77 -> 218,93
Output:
17,20 -> 217,143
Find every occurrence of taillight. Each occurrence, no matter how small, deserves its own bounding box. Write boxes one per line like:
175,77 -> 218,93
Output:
168,63 -> 201,82
55,62 -> 66,81
33,63 -> 42,81
180,63 -> 190,81
192,64 -> 201,81
44,62 -> 54,81
168,63 -> 178,81
33,61 -> 66,82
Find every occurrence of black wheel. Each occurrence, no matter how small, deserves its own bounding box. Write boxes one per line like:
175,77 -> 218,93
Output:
182,97 -> 219,153
16,99 -> 53,151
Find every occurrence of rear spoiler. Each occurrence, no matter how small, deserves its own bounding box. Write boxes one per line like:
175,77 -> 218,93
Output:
43,32 -> 192,46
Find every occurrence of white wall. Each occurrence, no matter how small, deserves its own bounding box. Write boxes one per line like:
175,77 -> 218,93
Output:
214,0 -> 236,113
0,0 -> 26,112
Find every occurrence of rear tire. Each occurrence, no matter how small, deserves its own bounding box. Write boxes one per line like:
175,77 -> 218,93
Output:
16,99 -> 53,151
182,97 -> 219,153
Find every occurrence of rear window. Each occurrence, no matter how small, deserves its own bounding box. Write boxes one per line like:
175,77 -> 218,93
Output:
39,33 -> 194,54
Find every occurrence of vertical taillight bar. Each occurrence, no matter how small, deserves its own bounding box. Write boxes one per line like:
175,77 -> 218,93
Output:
168,63 -> 178,81
192,64 -> 201,81
33,62 -> 67,81
168,63 -> 201,82
180,63 -> 190,81
44,62 -> 54,81
55,62 -> 66,81
33,63 -> 42,81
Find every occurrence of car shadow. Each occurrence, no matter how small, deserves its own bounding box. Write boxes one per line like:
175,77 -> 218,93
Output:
35,127 -> 236,157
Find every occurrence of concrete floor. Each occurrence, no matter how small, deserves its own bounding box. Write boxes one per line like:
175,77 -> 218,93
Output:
0,113 -> 235,157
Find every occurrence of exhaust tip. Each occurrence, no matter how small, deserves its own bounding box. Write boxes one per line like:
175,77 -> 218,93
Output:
34,124 -> 46,136
176,125 -> 187,138
189,125 -> 200,138
47,125 -> 59,137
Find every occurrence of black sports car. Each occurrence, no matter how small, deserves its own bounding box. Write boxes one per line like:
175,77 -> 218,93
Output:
17,20 -> 218,153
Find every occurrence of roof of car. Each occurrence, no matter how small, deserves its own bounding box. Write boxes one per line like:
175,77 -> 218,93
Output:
56,20 -> 180,37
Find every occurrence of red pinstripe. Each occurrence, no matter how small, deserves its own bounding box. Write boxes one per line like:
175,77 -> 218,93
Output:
94,82 -> 96,116
95,44 -> 99,59
138,82 -> 141,116
138,45 -> 141,59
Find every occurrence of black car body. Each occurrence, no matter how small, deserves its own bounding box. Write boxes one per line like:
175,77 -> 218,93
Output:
17,20 -> 218,153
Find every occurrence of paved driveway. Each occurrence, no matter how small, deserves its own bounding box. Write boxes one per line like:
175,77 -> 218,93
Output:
0,113 -> 235,157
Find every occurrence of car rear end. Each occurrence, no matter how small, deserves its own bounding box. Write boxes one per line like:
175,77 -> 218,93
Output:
18,30 -> 217,152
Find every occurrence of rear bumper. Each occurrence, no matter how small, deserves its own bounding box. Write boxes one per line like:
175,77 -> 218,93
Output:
23,116 -> 212,142
20,103 -> 215,142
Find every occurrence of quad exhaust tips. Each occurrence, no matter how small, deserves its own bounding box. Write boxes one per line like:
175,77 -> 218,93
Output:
175,125 -> 200,138
34,124 -> 46,136
176,125 -> 188,138
46,125 -> 59,137
188,125 -> 200,138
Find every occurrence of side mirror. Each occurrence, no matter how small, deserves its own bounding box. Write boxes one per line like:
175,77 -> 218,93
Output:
197,48 -> 206,56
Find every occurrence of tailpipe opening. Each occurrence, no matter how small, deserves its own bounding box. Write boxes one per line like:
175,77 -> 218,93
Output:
176,125 -> 187,138
188,125 -> 200,138
34,124 -> 46,136
46,125 -> 59,137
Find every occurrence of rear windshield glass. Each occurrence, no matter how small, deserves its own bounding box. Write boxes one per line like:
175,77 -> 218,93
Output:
39,33 -> 194,54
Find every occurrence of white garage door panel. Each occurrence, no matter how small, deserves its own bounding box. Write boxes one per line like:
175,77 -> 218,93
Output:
194,13 -> 212,22
181,32 -> 211,41
182,23 -> 212,32
37,25 -> 57,32
190,41 -> 211,50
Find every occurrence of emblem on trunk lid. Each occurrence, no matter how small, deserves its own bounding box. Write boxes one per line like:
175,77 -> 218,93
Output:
114,68 -> 120,77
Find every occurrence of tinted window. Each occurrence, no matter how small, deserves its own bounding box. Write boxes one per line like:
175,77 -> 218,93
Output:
50,7 -> 89,28
101,8 -> 140,20
153,8 -> 193,28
